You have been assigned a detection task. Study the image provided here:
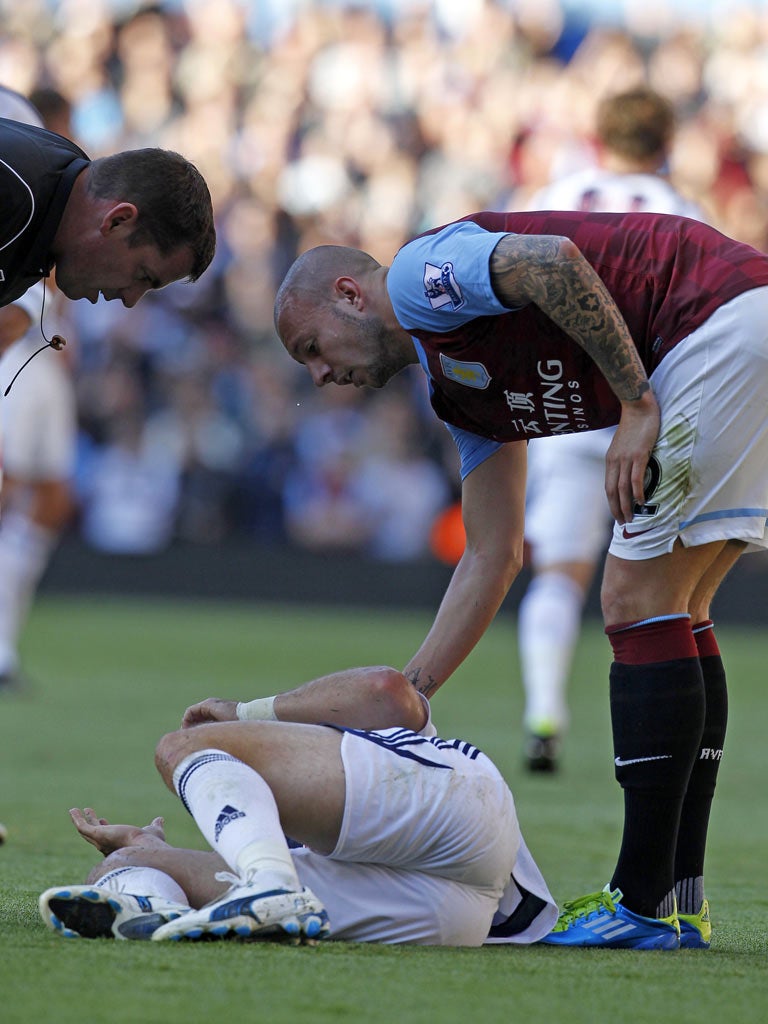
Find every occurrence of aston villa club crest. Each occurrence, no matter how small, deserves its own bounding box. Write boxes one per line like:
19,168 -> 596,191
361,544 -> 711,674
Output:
423,260 -> 465,311
439,353 -> 491,389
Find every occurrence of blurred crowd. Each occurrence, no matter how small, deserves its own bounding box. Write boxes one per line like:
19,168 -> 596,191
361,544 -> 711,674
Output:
2,0 -> 768,561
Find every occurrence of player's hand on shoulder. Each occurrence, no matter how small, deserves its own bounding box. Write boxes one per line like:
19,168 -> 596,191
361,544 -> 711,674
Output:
181,697 -> 239,728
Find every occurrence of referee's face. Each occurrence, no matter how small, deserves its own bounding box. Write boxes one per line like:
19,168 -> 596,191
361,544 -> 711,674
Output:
54,203 -> 194,306
56,237 -> 193,307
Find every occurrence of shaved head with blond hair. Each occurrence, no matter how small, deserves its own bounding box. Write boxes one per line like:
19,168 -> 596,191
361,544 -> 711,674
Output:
274,245 -> 381,324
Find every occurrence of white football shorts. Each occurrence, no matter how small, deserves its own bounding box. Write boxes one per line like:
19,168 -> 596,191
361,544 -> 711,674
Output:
609,286 -> 768,560
0,334 -> 76,481
525,427 -> 615,565
291,727 -> 557,945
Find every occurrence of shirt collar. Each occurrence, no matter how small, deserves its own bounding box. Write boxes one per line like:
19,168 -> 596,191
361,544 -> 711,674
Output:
26,156 -> 89,278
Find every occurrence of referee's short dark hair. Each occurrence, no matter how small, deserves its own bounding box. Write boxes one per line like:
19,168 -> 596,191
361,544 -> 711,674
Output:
87,149 -> 216,281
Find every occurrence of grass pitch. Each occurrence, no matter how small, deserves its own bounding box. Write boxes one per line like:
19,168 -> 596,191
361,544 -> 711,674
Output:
1,595 -> 766,1023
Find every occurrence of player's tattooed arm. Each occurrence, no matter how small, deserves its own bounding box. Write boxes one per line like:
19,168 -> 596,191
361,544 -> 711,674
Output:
489,233 -> 651,403
490,234 -> 660,521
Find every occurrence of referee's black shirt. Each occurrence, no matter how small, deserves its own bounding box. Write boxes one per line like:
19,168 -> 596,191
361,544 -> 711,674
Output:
0,117 -> 90,307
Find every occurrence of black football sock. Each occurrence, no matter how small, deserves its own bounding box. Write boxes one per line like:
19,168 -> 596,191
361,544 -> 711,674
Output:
606,616 -> 705,919
674,621 -> 728,915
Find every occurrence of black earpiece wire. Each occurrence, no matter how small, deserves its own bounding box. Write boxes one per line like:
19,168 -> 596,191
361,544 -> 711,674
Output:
3,279 -> 66,397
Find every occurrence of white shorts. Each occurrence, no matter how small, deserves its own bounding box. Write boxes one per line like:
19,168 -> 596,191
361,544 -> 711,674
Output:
292,727 -> 557,945
0,334 -> 76,480
609,287 -> 768,560
525,427 -> 615,565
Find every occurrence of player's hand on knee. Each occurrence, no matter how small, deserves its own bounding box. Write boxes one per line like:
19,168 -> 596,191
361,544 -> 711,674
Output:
181,698 -> 239,728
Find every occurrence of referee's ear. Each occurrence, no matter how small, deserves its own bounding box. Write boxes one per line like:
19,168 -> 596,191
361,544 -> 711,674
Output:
99,202 -> 139,235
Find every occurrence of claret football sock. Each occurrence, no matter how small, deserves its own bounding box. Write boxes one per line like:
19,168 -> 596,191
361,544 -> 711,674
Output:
675,621 -> 728,914
606,615 -> 705,918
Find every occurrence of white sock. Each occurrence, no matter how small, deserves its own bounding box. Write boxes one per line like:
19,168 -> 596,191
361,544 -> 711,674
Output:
518,571 -> 584,734
173,749 -> 300,893
97,866 -> 189,905
0,512 -> 55,675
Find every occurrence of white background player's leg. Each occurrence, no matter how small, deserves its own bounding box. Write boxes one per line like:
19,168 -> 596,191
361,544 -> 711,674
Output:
520,429 -> 614,762
0,512 -> 54,678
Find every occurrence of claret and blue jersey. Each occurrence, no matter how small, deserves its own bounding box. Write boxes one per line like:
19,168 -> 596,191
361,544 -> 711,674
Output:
386,212 -> 768,478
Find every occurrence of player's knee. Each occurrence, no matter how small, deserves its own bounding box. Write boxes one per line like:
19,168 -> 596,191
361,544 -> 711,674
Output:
600,563 -> 658,623
371,667 -> 427,730
154,729 -> 189,786
600,580 -> 634,624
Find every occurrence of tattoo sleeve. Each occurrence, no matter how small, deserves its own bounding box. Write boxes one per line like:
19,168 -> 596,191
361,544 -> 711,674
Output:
489,234 -> 650,403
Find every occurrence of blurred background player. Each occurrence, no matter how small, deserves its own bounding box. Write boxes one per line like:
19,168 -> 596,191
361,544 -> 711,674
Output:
0,85 -> 77,691
517,86 -> 707,772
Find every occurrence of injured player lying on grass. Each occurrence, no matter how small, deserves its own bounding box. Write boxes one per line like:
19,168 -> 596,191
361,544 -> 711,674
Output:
39,666 -> 557,946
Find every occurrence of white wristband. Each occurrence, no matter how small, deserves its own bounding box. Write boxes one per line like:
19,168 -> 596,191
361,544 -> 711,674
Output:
236,696 -> 277,721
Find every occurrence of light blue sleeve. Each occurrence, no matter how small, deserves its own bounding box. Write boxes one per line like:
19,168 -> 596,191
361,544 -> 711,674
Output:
387,221 -> 511,331
411,336 -> 504,480
444,422 -> 504,481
